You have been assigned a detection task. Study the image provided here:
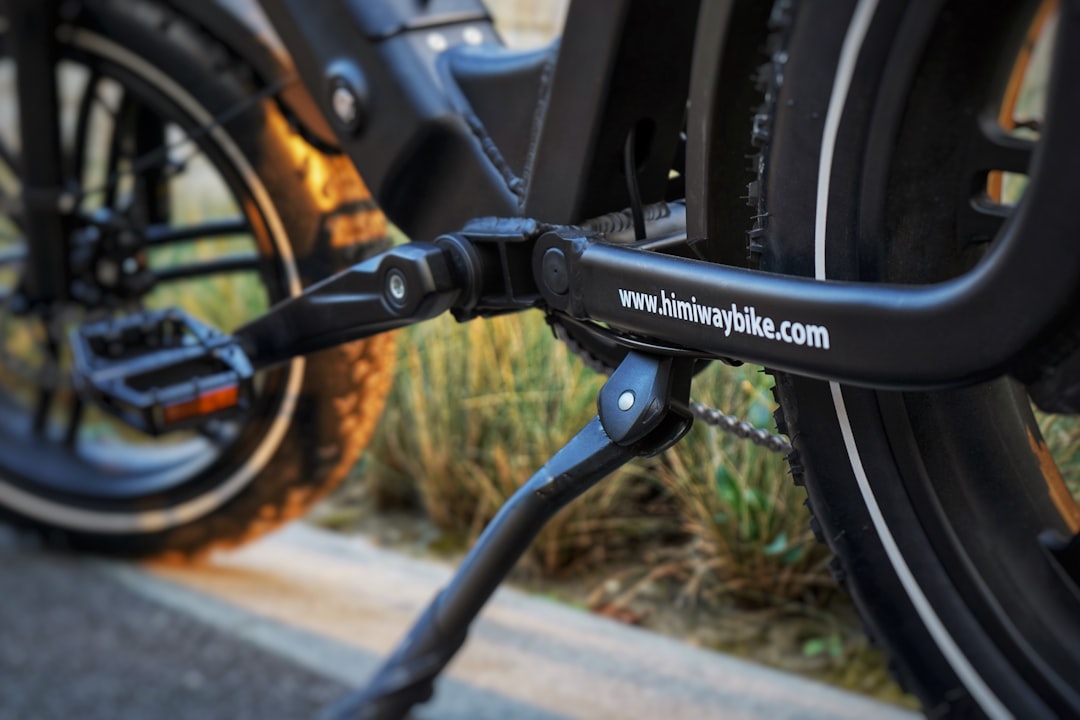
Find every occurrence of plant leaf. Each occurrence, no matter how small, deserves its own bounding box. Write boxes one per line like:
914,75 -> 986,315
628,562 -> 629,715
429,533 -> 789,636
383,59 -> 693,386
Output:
763,532 -> 789,556
714,466 -> 740,507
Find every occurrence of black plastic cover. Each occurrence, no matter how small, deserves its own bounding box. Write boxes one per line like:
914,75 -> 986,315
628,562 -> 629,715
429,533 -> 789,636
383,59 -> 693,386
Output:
345,0 -> 490,40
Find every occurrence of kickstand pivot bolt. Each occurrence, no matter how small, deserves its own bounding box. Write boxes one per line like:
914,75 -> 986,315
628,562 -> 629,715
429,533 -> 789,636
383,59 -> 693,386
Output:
618,390 -> 635,411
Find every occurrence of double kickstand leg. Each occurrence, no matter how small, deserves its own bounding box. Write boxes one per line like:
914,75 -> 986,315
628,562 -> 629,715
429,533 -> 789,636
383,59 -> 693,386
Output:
323,352 -> 695,720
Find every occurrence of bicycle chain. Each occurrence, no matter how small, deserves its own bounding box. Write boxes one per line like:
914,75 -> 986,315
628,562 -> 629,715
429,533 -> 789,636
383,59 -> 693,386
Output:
688,400 -> 791,454
549,316 -> 792,454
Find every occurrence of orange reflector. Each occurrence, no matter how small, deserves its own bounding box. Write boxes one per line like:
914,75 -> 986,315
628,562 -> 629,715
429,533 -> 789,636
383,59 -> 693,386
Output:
163,385 -> 240,425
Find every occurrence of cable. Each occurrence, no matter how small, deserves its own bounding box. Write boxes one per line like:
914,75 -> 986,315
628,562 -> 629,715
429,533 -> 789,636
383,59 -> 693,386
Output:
623,127 -> 647,242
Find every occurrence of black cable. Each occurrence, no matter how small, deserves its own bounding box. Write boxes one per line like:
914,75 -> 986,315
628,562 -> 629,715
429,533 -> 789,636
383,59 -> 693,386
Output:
77,76 -> 293,202
623,127 -> 647,242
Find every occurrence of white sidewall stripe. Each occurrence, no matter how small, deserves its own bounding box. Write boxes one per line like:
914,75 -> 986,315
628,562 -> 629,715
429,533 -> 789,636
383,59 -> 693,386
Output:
815,2 -> 1010,717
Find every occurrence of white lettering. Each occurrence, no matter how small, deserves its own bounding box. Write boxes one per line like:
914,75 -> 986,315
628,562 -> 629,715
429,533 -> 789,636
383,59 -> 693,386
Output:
616,289 -> 831,351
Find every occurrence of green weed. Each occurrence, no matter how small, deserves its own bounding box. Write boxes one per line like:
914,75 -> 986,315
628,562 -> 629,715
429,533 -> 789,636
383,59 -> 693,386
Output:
360,311 -> 832,603
365,312 -> 678,577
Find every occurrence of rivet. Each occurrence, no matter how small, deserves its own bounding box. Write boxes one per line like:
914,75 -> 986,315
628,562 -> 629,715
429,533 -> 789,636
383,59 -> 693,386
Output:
463,27 -> 484,46
427,32 -> 449,52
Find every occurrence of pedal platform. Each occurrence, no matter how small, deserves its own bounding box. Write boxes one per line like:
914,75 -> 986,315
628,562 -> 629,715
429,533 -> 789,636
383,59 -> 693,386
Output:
71,309 -> 254,436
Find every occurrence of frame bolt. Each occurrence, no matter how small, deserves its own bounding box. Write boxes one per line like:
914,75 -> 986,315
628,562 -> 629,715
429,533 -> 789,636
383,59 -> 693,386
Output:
617,390 -> 635,411
463,27 -> 484,46
327,67 -> 369,135
427,32 -> 449,53
331,85 -> 358,126
386,269 -> 408,303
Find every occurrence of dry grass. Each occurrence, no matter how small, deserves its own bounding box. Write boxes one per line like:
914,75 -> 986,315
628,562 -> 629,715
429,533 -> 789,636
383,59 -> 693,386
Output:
651,368 -> 832,605
365,312 -> 678,578
358,310 -> 833,604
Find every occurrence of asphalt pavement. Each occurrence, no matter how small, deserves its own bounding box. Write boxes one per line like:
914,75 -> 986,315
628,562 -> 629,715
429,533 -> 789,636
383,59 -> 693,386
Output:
0,522 -> 917,719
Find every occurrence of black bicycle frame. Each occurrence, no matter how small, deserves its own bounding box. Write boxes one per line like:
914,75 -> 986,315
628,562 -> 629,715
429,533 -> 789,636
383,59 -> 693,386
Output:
253,0 -> 699,240
9,1 -> 70,306
247,0 -> 1080,390
13,0 -> 1080,391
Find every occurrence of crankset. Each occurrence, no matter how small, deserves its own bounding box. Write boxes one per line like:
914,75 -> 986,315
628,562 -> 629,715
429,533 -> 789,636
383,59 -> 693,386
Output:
69,217 -> 788,451
68,227 -> 497,434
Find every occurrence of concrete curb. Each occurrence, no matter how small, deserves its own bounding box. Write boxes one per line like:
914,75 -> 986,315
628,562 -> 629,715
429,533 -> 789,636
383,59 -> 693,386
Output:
102,524 -> 916,719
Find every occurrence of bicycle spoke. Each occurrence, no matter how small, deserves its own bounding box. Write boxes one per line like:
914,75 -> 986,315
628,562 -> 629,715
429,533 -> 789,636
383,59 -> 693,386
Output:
31,331 -> 59,436
102,91 -> 135,210
153,252 -> 261,282
973,115 -> 1036,175
72,68 -> 103,190
31,387 -> 54,435
144,217 -> 249,246
958,201 -> 1010,247
0,138 -> 18,178
63,393 -> 83,447
959,115 -> 1037,246
75,77 -> 288,204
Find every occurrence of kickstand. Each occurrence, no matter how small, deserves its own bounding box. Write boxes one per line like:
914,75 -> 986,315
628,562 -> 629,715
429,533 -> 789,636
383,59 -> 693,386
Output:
321,352 -> 695,720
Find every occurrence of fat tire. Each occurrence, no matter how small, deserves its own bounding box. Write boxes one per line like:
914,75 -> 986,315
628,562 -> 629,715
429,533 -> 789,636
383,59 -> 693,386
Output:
754,0 -> 1078,715
0,0 -> 396,559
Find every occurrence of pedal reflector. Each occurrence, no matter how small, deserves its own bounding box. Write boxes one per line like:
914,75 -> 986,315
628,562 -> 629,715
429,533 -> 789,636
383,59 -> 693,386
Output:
162,384 -> 241,426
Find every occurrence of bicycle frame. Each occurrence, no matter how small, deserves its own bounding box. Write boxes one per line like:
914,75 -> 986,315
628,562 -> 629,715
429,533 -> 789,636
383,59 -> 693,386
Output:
7,2 -> 1080,714
9,2 -> 70,306
13,0 -> 1080,391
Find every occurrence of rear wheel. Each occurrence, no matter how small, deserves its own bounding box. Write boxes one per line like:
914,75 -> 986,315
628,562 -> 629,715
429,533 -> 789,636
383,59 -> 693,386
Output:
0,0 -> 396,558
756,0 -> 1080,714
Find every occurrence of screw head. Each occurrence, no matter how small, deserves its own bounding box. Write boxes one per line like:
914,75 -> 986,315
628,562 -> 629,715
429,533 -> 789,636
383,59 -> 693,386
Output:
57,192 -> 76,214
427,32 -> 449,52
97,259 -> 119,287
387,270 -> 407,303
463,27 -> 484,46
617,390 -> 635,412
331,85 -> 357,126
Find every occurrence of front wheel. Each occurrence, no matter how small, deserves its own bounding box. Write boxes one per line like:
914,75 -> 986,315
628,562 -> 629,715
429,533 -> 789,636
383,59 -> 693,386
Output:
0,0 -> 395,558
756,0 -> 1080,715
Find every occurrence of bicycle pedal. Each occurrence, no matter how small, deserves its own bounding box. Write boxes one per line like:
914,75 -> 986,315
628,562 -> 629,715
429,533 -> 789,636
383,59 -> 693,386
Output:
70,308 -> 254,436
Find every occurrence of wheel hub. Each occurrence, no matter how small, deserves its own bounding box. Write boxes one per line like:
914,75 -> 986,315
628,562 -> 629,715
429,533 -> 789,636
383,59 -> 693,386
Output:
68,207 -> 153,308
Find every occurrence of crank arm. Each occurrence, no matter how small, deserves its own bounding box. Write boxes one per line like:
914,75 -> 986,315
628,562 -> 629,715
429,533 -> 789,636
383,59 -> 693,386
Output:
70,219 -> 550,434
236,242 -> 461,369
237,216 -> 549,368
69,242 -> 466,435
323,352 -> 694,719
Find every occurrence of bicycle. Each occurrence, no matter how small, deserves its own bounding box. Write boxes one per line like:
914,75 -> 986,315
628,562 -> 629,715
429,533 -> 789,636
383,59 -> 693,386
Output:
0,0 -> 1077,716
